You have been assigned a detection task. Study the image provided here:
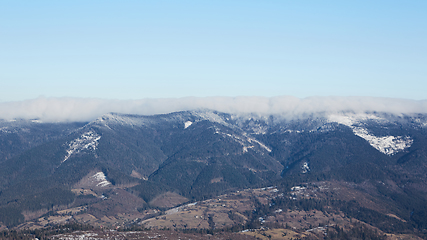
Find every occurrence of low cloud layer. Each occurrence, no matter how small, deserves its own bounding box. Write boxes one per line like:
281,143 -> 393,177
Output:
1,96 -> 427,122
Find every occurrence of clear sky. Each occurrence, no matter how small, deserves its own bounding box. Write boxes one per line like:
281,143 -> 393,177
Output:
1,1 -> 426,102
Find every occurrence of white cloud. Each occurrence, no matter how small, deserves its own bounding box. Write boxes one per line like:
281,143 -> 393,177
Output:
0,96 -> 426,122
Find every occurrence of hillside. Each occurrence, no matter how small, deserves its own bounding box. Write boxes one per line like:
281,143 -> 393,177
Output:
0,110 -> 426,238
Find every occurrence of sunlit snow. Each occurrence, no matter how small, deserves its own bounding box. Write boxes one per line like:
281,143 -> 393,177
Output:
328,114 -> 413,155
243,146 -> 254,153
246,135 -> 272,152
302,162 -> 310,173
217,130 -> 271,153
92,172 -> 111,187
194,111 -> 230,126
327,113 -> 382,126
184,121 -> 193,129
95,113 -> 144,127
352,127 -> 413,155
62,131 -> 101,163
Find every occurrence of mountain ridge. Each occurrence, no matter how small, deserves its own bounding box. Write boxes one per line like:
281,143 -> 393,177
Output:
0,109 -> 426,235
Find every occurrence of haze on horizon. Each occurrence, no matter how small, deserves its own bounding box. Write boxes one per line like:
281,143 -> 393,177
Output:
1,1 -> 426,102
0,96 -> 427,122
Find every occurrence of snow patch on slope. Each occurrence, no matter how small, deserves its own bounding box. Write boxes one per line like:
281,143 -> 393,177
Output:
95,113 -> 148,127
252,126 -> 267,134
215,128 -> 271,153
352,127 -> 413,155
328,113 -> 382,126
91,172 -> 111,187
284,129 -> 303,134
328,114 -> 413,155
184,121 -> 193,129
0,127 -> 10,133
63,131 -> 101,162
246,135 -> 272,152
302,162 -> 310,174
193,111 -> 230,126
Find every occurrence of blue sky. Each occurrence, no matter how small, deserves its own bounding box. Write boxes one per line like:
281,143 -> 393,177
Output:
1,1 -> 426,102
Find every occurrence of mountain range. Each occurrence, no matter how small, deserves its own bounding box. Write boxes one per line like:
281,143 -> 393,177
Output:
0,109 -> 426,237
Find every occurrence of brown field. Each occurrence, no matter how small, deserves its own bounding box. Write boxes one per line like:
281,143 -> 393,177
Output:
12,181 -> 426,240
149,191 -> 189,208
142,188 -> 265,229
241,228 -> 312,240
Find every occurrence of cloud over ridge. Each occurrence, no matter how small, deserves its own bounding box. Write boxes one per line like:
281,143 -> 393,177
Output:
1,96 -> 427,122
